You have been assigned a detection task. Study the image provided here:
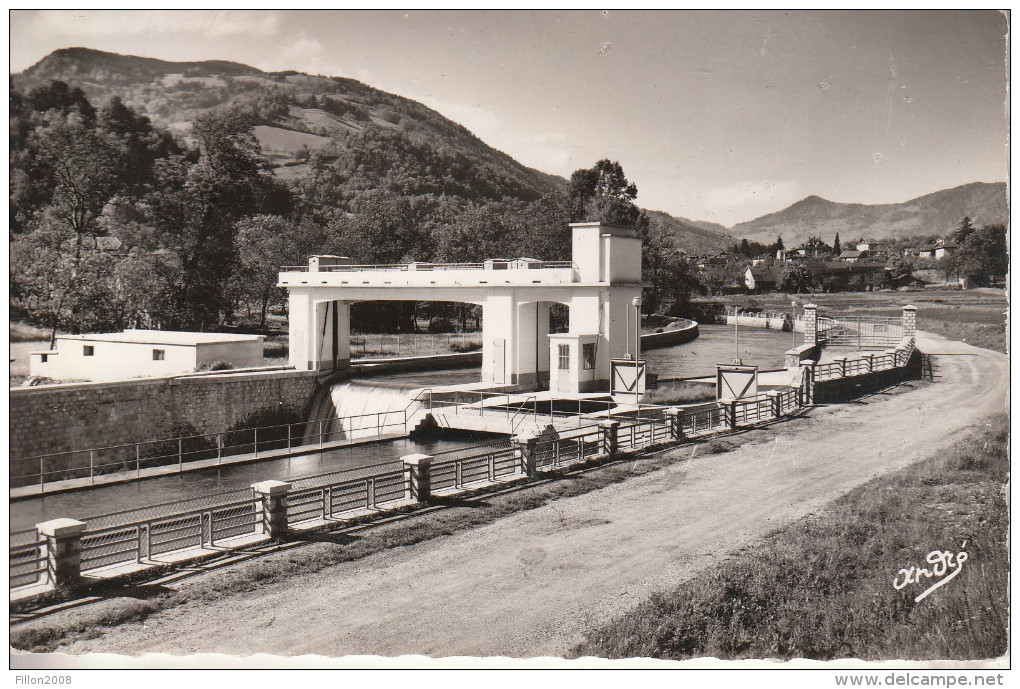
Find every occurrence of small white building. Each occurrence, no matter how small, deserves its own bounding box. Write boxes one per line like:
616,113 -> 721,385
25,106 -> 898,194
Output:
29,330 -> 265,382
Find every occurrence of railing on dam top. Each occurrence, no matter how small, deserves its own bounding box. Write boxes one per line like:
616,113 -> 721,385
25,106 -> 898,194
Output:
812,337 -> 915,382
816,315 -> 903,348
281,260 -> 576,273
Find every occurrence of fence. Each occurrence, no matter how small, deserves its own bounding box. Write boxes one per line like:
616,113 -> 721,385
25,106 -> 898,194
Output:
12,406 -> 423,492
12,336 -> 922,595
816,315 -> 903,348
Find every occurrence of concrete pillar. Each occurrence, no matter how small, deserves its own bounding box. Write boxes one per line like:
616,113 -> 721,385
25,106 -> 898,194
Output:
833,356 -> 848,378
800,362 -> 815,405
599,420 -> 620,455
767,391 -> 782,419
252,480 -> 291,540
803,304 -> 818,345
785,349 -> 802,369
36,518 -> 86,591
902,305 -> 917,340
862,353 -> 875,372
402,453 -> 433,504
728,400 -> 739,430
515,433 -> 539,477
664,407 -> 685,441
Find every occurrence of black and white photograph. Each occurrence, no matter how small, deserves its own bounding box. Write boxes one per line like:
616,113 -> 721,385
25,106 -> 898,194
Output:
7,9 -> 1010,680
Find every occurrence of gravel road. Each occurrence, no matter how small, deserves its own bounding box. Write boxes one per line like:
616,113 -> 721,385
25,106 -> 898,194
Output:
31,332 -> 1009,660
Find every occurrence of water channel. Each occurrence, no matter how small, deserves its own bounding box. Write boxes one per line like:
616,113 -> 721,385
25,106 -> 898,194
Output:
12,324 -> 795,530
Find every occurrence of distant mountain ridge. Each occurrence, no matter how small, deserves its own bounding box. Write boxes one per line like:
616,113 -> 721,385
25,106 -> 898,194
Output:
731,182 -> 1007,247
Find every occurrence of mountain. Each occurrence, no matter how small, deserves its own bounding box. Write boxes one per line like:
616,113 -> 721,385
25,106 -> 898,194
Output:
645,210 -> 737,254
731,182 -> 1008,247
14,47 -> 564,202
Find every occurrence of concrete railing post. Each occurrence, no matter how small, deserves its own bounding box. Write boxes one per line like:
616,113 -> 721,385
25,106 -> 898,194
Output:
36,518 -> 86,591
402,453 -> 433,504
803,303 -> 818,346
252,480 -> 291,540
767,391 -> 782,419
729,400 -> 739,430
902,305 -> 917,340
664,407 -> 685,441
800,362 -> 815,405
599,420 -> 620,456
515,433 -> 539,477
833,356 -> 847,378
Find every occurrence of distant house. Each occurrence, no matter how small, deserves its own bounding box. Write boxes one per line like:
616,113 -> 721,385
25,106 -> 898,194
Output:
918,243 -> 937,260
837,249 -> 867,263
792,237 -> 833,258
934,240 -> 959,260
744,266 -> 779,293
29,330 -> 265,382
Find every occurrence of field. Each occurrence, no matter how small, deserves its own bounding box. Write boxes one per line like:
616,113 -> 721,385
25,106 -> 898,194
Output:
573,414 -> 1009,661
705,288 -> 1007,353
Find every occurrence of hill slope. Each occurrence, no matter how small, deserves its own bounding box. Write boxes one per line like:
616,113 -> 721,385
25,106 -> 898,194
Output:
731,182 -> 1007,247
14,47 -> 565,204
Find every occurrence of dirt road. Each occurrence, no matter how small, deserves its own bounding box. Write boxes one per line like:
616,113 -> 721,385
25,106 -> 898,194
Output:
36,333 -> 1009,659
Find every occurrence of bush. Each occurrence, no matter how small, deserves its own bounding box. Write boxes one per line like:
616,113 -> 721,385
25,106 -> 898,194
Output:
648,381 -> 716,405
196,360 -> 235,371
263,342 -> 288,359
428,317 -> 455,333
450,340 -> 482,353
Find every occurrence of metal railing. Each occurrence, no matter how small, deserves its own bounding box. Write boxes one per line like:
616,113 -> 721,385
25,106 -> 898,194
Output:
12,407 -> 423,492
281,260 -> 575,273
431,440 -> 517,491
812,338 -> 914,382
10,528 -> 47,589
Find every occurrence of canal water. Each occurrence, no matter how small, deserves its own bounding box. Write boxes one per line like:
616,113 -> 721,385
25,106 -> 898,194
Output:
12,324 -> 794,530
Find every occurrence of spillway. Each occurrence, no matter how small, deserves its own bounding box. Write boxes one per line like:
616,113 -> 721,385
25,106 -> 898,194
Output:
304,381 -> 427,442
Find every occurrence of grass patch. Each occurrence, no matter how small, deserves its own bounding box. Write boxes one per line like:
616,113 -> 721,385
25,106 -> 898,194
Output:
572,413 -> 1009,661
649,381 -> 716,405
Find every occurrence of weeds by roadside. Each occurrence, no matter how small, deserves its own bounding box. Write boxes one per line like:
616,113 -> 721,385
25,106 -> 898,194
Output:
572,414 -> 1008,661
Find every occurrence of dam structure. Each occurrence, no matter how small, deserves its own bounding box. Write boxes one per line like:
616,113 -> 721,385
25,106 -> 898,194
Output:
280,222 -> 644,395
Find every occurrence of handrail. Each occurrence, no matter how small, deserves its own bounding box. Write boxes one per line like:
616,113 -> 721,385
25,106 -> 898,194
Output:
281,260 -> 576,273
509,396 -> 538,434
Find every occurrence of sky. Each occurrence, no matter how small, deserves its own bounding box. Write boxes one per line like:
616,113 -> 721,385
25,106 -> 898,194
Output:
8,10 -> 1010,227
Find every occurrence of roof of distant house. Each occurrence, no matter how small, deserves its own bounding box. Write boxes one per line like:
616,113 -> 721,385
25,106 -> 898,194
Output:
56,330 -> 264,346
838,250 -> 864,259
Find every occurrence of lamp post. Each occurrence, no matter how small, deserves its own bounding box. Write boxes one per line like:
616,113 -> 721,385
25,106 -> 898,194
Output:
791,299 -> 799,348
632,296 -> 642,407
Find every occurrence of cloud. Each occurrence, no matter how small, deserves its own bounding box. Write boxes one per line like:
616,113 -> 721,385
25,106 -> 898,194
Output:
27,10 -> 281,41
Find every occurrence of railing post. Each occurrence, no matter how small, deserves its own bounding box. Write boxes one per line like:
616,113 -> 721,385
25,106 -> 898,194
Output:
136,444 -> 141,478
89,450 -> 94,485
664,407 -> 685,441
218,433 -> 223,463
863,353 -> 875,372
319,419 -> 324,448
514,433 -> 539,478
36,518 -> 86,592
767,391 -> 782,419
287,425 -> 291,451
402,453 -> 434,504
254,428 -> 258,457
599,420 -> 620,456
178,437 -> 183,472
729,400 -> 739,430
39,456 -> 44,490
902,304 -> 917,340
833,356 -> 848,378
885,348 -> 898,368
252,480 -> 292,540
800,362 -> 815,406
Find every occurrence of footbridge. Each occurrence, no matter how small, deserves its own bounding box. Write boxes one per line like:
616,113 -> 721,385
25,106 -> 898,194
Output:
279,222 -> 644,394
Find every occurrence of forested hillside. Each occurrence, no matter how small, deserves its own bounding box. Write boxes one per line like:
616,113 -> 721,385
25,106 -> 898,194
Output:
11,51 -> 729,338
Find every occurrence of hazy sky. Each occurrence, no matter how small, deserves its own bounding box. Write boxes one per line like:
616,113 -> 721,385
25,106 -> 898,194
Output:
9,10 -> 1010,226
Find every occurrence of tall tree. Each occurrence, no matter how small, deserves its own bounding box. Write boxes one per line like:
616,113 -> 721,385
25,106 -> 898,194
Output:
833,232 -> 841,255
952,216 -> 975,244
567,159 -> 639,225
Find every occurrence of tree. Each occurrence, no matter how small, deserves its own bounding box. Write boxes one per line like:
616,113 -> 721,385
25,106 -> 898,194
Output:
777,262 -> 814,293
952,216 -> 975,245
772,235 -> 785,253
833,232 -> 841,255
567,159 -> 639,225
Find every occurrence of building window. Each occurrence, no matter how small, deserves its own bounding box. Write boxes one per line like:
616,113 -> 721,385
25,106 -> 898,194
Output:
153,349 -> 165,361
83,345 -> 94,357
582,343 -> 595,370
558,344 -> 570,370
40,354 -> 48,363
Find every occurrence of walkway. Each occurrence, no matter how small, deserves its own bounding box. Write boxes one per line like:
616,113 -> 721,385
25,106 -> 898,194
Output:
24,332 -> 1008,660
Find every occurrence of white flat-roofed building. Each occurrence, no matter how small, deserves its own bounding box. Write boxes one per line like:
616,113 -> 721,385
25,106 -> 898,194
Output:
29,330 -> 265,382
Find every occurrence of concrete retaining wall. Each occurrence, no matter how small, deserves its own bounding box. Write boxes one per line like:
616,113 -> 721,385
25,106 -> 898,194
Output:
11,370 -> 320,459
641,321 -> 699,350
725,314 -> 804,333
812,351 -> 922,404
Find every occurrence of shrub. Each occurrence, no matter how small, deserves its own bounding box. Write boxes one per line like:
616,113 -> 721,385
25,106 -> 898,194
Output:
196,360 -> 235,371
